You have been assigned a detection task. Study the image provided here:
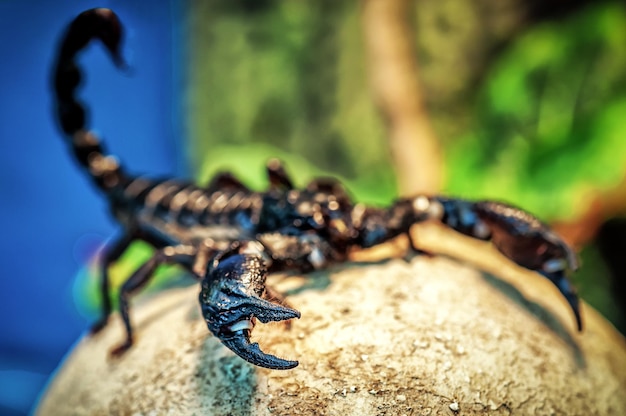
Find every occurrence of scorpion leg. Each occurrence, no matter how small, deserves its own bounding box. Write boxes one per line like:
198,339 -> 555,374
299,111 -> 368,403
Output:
414,197 -> 582,330
205,172 -> 249,193
200,242 -> 301,369
91,232 -> 136,334
111,245 -> 197,356
266,159 -> 294,191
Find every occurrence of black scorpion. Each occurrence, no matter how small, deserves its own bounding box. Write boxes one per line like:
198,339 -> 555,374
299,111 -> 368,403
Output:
52,9 -> 582,370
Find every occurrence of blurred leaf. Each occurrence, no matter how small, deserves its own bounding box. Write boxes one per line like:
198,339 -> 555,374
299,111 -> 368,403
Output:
446,2 -> 626,221
187,1 -> 394,197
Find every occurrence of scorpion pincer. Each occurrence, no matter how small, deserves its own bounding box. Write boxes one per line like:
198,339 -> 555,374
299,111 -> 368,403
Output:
51,8 -> 582,370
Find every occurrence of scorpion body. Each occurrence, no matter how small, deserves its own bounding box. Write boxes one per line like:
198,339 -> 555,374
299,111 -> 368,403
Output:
53,9 -> 581,370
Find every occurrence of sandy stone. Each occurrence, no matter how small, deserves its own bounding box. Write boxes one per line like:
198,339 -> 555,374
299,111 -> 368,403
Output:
35,224 -> 626,415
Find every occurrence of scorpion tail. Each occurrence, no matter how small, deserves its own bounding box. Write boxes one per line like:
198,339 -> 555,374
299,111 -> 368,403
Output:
52,8 -> 128,192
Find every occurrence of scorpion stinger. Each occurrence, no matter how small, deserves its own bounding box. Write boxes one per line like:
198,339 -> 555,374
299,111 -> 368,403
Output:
54,9 -> 126,138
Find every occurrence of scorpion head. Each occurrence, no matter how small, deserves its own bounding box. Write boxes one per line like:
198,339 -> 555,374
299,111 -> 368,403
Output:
199,253 -> 300,369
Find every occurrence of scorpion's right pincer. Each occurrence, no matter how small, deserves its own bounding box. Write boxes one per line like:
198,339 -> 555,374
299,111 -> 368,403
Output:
200,252 -> 301,369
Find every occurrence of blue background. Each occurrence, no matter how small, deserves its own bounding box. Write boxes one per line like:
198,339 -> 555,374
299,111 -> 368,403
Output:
0,1 -> 184,414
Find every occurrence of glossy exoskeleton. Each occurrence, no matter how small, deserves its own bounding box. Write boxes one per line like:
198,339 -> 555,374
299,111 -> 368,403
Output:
52,9 -> 582,370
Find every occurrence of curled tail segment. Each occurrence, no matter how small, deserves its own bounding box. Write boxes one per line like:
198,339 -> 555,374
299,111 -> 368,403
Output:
53,8 -> 127,192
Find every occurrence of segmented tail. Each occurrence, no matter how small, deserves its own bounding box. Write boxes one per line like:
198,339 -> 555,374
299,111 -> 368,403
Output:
52,8 -> 128,192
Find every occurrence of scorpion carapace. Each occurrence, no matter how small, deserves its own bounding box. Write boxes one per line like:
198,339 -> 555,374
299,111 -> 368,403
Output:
52,8 -> 582,370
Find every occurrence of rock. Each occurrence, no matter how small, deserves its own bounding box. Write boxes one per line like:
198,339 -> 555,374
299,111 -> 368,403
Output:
35,226 -> 626,415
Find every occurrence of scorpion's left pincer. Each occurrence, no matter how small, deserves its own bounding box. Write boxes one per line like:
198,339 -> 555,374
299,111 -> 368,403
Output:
200,252 -> 300,369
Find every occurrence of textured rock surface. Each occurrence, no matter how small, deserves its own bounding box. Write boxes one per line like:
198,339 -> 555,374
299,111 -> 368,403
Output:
36,227 -> 626,415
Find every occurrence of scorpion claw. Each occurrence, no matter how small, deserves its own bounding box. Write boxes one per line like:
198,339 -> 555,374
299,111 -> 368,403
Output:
209,299 -> 301,369
539,269 -> 582,331
200,253 -> 301,369
242,296 -> 302,324
472,201 -> 583,330
220,327 -> 299,370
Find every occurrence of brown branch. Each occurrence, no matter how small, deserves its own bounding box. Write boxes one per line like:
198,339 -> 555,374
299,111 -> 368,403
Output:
361,0 -> 444,196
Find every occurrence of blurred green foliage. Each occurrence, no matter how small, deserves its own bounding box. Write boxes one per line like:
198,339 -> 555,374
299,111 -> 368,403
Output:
447,3 -> 626,220
187,1 -> 626,222
187,0 -> 397,205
